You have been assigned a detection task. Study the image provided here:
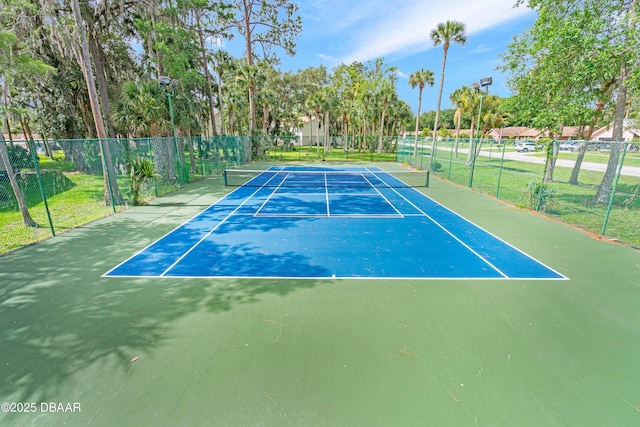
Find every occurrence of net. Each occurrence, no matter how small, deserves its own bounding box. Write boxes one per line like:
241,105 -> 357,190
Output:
223,169 -> 430,189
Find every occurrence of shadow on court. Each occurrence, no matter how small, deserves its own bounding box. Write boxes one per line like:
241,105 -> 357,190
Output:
1,169 -> 640,426
0,177 -> 323,423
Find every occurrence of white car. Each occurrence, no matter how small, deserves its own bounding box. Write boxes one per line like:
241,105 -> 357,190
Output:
560,141 -> 600,152
515,141 -> 537,152
559,141 -> 578,151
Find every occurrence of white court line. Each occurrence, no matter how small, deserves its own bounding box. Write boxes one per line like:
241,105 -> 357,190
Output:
325,173 -> 330,216
254,172 -> 289,216
159,172 -> 283,276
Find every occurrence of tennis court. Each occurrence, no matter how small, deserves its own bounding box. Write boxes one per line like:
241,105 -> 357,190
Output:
1,162 -> 639,427
104,166 -> 564,280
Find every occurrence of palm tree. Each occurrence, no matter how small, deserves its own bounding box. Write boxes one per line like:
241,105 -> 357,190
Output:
127,156 -> 160,205
305,91 -> 326,158
408,68 -> 435,156
71,0 -> 123,205
430,20 -> 467,169
376,79 -> 396,154
449,85 -> 474,158
212,50 -> 232,135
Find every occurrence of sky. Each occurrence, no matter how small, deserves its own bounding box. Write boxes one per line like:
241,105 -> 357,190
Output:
220,0 -> 538,115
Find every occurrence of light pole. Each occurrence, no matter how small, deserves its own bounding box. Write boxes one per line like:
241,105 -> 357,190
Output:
159,76 -> 184,186
468,76 -> 492,188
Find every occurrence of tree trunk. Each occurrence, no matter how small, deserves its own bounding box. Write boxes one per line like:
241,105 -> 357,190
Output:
594,68 -> 627,204
569,140 -> 588,184
431,47 -> 449,167
324,111 -> 330,153
241,0 -> 256,137
454,112 -> 461,158
465,116 -> 476,166
187,131 -> 197,174
593,0 -> 635,204
195,10 -> 219,137
217,71 -> 225,135
378,101 -> 388,154
544,140 -> 558,183
85,12 -> 117,139
413,87 -> 422,156
0,138 -> 38,227
71,0 -> 123,206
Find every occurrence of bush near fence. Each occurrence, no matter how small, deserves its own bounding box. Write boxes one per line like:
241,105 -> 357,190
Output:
1,135 -> 638,254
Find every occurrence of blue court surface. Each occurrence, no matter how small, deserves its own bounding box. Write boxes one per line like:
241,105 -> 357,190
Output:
104,166 -> 566,280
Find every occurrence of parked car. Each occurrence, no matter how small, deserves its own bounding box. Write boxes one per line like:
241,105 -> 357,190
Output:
515,141 -> 537,152
560,140 -> 600,152
559,141 -> 578,151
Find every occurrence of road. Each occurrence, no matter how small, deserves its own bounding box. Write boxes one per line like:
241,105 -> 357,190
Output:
398,140 -> 640,178
478,148 -> 640,178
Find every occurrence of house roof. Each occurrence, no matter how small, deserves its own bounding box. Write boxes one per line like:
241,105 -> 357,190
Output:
519,128 -> 543,137
590,119 -> 640,141
497,127 -> 530,137
2,133 -> 41,141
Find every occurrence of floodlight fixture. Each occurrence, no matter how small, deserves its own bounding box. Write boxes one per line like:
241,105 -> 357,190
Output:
480,77 -> 493,88
159,76 -> 172,86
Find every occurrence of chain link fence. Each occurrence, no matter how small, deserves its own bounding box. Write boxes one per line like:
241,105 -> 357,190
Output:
399,137 -> 640,248
1,136 -> 251,254
3,135 -> 639,253
262,135 -> 399,162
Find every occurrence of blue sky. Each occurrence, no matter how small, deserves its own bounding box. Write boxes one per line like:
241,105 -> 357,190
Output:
222,0 -> 537,114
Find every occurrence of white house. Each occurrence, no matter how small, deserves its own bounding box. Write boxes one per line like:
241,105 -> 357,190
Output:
589,119 -> 640,142
294,116 -> 325,146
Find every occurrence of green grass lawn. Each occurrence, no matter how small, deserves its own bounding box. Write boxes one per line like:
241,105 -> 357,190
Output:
0,172 -> 114,254
430,151 -> 640,248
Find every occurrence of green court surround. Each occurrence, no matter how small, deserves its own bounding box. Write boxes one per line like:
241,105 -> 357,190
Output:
1,163 -> 639,426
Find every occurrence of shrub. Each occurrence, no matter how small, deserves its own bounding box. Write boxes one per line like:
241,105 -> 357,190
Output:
127,156 -> 160,205
520,179 -> 555,211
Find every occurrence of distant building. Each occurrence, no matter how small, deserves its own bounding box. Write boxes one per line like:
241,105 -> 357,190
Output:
294,116 -> 325,146
589,119 -> 640,142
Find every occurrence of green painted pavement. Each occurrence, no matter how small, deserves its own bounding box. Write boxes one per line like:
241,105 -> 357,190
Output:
1,166 -> 639,426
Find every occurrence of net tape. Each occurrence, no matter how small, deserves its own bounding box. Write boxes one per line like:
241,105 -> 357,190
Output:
224,169 -> 429,188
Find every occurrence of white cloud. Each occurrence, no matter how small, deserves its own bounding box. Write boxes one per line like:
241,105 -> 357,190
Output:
396,69 -> 410,80
473,44 -> 492,54
335,0 -> 533,63
317,53 -> 335,61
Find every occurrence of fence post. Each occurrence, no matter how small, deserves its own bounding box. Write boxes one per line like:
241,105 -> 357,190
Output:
99,138 -> 117,213
147,138 -> 158,197
468,137 -> 478,188
27,139 -> 55,236
495,139 -> 508,198
601,142 -> 627,237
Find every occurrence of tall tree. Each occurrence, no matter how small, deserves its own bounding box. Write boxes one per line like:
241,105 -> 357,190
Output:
0,30 -> 51,227
408,68 -> 435,156
229,0 -> 302,141
505,0 -> 639,203
429,20 -> 467,169
450,85 -> 474,158
71,0 -> 123,206
188,0 -> 233,137
212,49 -> 233,134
